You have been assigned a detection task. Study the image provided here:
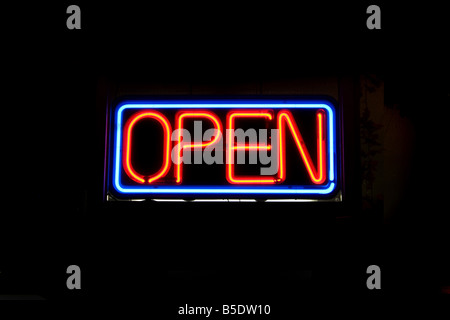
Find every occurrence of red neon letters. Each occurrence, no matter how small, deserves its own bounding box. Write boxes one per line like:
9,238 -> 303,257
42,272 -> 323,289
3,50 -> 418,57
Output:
226,111 -> 276,184
122,111 -> 172,184
277,110 -> 326,184
175,111 -> 222,184
122,109 -> 327,185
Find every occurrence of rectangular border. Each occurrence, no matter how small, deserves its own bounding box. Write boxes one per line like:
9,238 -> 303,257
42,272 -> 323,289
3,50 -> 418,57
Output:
109,100 -> 338,197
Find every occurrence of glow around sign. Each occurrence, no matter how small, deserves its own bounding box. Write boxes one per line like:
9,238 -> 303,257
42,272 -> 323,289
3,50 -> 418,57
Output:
106,100 -> 339,200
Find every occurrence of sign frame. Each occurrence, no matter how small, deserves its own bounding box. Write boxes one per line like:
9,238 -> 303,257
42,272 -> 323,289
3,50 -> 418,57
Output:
104,97 -> 341,201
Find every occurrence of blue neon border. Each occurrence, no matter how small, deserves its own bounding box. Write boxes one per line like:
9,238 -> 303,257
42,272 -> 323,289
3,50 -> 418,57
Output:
111,100 -> 337,195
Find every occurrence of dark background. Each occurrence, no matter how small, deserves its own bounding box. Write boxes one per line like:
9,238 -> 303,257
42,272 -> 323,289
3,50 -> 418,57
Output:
1,0 -> 449,315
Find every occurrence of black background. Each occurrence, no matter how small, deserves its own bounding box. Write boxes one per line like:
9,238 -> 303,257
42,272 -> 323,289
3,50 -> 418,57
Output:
1,0 -> 449,315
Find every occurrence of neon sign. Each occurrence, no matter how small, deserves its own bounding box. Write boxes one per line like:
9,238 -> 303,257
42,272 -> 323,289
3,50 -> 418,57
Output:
105,99 -> 340,200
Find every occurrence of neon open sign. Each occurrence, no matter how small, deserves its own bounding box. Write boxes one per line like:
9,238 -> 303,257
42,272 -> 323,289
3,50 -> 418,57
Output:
105,99 -> 340,200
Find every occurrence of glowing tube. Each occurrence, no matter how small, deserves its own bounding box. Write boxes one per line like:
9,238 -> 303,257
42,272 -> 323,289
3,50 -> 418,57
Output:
226,111 -> 276,184
175,111 -> 222,183
122,111 -> 172,184
277,109 -> 326,184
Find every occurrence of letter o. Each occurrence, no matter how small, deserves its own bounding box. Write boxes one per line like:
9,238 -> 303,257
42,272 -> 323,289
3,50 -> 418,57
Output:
122,111 -> 172,183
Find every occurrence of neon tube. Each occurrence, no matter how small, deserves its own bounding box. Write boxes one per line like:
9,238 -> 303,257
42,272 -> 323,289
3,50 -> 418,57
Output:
113,101 -> 336,197
277,109 -> 326,184
226,111 -> 276,184
122,110 -> 172,184
175,111 -> 222,183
